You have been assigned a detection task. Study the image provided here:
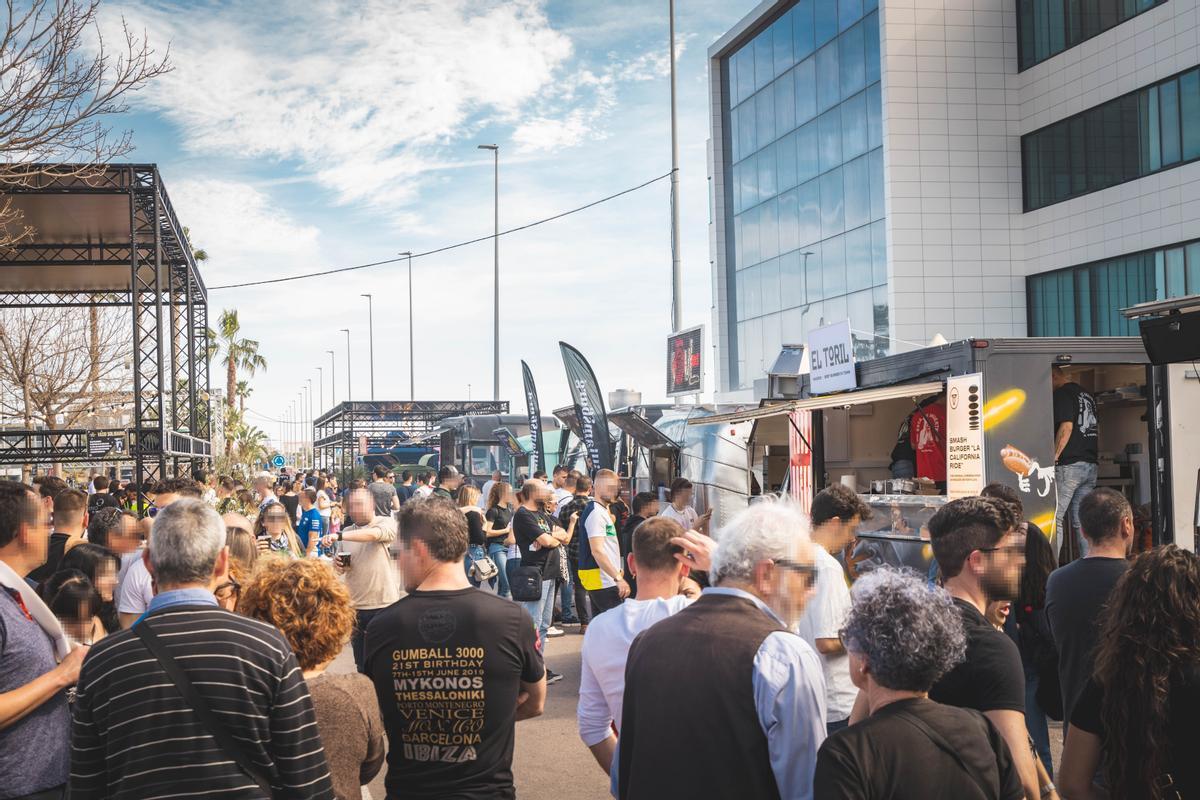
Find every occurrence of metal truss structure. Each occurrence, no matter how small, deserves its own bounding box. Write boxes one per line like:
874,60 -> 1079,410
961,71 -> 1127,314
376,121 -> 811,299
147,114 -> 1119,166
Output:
314,400 -> 509,480
0,165 -> 211,487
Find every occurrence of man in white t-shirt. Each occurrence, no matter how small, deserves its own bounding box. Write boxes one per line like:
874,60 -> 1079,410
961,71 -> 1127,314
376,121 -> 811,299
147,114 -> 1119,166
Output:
479,470 -> 501,509
577,517 -> 715,774
576,469 -> 628,615
794,484 -> 872,734
413,472 -> 434,499
658,477 -> 711,534
552,465 -> 574,514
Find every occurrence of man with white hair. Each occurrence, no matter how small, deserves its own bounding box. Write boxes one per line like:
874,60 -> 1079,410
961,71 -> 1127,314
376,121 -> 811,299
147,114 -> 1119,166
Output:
617,499 -> 827,800
70,499 -> 335,799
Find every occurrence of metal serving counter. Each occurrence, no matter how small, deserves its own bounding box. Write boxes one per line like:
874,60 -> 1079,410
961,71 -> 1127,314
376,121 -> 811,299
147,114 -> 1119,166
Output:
844,493 -> 949,580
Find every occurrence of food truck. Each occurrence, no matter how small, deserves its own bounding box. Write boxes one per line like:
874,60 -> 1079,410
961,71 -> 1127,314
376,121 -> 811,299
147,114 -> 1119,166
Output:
689,337 -> 1200,565
427,414 -> 560,487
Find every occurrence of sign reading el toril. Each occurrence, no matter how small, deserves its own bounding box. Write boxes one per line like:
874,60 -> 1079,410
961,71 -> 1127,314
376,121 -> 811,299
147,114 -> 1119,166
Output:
667,325 -> 703,397
807,320 -> 857,395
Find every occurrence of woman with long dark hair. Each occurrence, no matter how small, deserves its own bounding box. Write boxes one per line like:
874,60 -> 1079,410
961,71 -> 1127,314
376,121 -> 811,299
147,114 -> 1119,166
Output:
1013,520 -> 1058,777
1060,545 -> 1200,799
484,481 -> 515,598
58,543 -> 121,634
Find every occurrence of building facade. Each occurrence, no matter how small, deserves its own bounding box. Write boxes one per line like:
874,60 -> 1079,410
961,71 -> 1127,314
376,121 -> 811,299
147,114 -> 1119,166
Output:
709,0 -> 1200,397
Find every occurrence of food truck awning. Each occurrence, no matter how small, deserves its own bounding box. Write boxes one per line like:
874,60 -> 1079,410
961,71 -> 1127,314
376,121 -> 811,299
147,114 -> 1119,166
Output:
688,381 -> 946,426
609,408 -> 681,450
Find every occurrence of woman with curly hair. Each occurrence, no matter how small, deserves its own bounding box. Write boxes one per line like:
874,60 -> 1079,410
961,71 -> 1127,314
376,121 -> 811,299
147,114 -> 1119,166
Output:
814,567 -> 1024,798
239,559 -> 384,800
1060,545 -> 1200,800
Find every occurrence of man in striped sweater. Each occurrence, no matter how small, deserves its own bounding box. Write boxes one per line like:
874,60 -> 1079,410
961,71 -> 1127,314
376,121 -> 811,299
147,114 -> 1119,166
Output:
70,499 -> 335,799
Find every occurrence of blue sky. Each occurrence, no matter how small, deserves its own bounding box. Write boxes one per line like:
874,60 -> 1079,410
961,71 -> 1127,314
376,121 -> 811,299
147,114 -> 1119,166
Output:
102,0 -> 751,443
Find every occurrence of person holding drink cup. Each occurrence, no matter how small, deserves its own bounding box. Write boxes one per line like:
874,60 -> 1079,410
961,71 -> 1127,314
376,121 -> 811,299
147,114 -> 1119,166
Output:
322,488 -> 398,673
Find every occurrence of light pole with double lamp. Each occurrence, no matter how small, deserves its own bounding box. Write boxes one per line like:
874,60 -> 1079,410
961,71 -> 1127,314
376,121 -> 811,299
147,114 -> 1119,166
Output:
361,294 -> 375,401
326,350 -> 336,407
476,143 -> 500,401
400,251 -> 414,401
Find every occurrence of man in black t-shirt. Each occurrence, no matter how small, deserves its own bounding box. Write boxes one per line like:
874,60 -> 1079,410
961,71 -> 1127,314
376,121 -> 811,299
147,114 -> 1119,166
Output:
1052,366 -> 1098,558
511,479 -> 568,683
924,496 -> 1040,800
1045,487 -> 1132,726
28,489 -> 87,586
364,499 -> 545,800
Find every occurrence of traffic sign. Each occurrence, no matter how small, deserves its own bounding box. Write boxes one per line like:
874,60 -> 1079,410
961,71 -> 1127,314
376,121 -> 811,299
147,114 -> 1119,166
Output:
271,454 -> 286,468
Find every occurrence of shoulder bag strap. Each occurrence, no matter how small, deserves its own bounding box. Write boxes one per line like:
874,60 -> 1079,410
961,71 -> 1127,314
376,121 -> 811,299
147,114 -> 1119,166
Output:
891,708 -> 995,800
135,619 -> 276,796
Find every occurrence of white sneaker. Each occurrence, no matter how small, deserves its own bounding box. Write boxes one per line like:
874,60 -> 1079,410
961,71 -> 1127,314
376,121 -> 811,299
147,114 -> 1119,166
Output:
546,626 -> 566,637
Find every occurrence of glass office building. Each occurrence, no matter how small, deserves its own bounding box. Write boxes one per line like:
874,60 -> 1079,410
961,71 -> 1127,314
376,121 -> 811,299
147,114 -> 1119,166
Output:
719,0 -> 884,391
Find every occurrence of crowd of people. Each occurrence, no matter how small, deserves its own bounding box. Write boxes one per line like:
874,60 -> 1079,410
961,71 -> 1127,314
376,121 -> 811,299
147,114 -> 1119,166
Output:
0,458 -> 1193,799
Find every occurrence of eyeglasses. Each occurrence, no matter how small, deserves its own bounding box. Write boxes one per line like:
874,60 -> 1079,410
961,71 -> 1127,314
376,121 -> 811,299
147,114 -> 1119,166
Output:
774,558 -> 819,588
214,576 -> 241,602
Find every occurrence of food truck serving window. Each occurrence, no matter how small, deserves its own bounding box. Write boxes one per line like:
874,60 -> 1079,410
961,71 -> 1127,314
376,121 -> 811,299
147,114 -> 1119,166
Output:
688,381 -> 946,427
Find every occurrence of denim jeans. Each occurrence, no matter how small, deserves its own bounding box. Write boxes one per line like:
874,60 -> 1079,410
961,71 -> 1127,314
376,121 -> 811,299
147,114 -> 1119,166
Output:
464,544 -> 487,588
521,579 -> 555,649
1055,461 -> 1097,558
487,541 -> 510,598
1024,662 -> 1053,778
559,572 -> 580,623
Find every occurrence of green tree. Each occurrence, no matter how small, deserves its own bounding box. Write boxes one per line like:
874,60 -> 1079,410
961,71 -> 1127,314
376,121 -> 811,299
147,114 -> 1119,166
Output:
235,379 -> 252,414
210,309 -> 266,454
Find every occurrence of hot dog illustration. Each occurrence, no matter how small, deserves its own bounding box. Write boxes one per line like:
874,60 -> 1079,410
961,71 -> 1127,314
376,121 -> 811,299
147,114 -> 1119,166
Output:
1000,444 -> 1034,477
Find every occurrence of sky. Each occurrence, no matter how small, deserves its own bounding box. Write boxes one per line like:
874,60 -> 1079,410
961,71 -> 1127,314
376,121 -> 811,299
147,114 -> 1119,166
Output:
99,0 -> 751,445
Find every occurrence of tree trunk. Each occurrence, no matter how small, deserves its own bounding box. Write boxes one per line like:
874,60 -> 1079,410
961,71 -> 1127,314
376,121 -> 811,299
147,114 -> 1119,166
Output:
88,303 -> 101,416
21,381 -> 31,482
225,356 -> 236,456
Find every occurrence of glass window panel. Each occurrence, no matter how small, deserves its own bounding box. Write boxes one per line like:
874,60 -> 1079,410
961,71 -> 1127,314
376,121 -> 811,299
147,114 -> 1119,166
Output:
1074,115 -> 1092,194
735,270 -> 745,319
727,56 -> 738,108
820,166 -> 846,238
732,161 -> 743,213
774,10 -> 795,77
739,95 -> 756,158
794,58 -> 817,126
737,47 -> 755,105
755,34 -> 773,92
778,187 -> 800,254
843,154 -> 871,231
864,12 -> 880,84
758,143 -> 778,201
848,288 -> 873,346
817,108 -> 843,173
780,249 -> 804,309
839,21 -> 867,99
871,219 -> 887,286
866,82 -> 882,149
741,152 -> 758,208
839,0 -> 864,32
816,41 -> 840,113
794,0 -> 816,62
1165,247 -> 1186,296
865,0 -> 879,12
1186,242 -> 1200,294
761,257 -> 782,314
815,0 -> 839,47
760,196 -> 780,260
797,119 -> 819,183
742,205 -> 761,266
778,130 -> 799,192
805,247 -> 823,301
869,147 -> 885,221
1148,86 -> 1161,172
845,224 -> 872,293
1160,78 -> 1181,166
841,91 -> 868,159
873,284 -> 888,357
1181,70 -> 1200,161
756,87 -> 775,151
775,70 -> 796,140
824,293 -> 848,324
730,104 -> 742,163
797,177 -> 821,247
744,264 -> 762,318
823,233 -> 847,298
745,317 -> 763,376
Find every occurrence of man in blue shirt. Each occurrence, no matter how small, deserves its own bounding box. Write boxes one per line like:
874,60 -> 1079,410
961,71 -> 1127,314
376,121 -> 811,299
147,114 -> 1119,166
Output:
297,489 -> 325,556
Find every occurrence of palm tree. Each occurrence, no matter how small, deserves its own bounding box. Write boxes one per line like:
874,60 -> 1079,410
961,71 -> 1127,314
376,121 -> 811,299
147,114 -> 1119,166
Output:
212,309 -> 266,453
235,379 -> 252,414
233,423 -> 268,469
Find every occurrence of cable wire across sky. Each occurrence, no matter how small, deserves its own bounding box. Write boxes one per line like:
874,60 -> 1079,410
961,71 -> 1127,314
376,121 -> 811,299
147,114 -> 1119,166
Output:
209,170 -> 675,290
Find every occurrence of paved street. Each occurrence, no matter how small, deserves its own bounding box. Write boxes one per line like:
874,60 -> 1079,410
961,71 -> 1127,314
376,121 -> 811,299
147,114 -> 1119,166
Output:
331,623 -> 610,800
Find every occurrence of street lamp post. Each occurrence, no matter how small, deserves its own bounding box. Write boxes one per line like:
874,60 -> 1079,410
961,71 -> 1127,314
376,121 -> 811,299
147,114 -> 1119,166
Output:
669,0 -> 682,333
316,367 -> 324,415
305,381 -> 313,464
361,294 -> 375,400
326,350 -> 336,407
477,144 -> 500,401
400,251 -> 414,401
340,328 -> 352,403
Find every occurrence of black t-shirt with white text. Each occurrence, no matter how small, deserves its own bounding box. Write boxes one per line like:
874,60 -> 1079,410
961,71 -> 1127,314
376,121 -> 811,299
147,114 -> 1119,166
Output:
929,599 -> 1025,714
513,507 -> 551,571
364,588 -> 544,800
1053,382 -> 1098,465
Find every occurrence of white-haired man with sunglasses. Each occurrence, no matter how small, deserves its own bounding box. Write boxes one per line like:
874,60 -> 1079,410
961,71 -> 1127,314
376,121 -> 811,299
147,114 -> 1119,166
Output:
617,499 -> 826,800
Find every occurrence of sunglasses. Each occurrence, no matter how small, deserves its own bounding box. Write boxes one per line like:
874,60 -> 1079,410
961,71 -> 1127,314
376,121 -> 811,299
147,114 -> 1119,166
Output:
774,558 -> 819,588
215,576 -> 241,601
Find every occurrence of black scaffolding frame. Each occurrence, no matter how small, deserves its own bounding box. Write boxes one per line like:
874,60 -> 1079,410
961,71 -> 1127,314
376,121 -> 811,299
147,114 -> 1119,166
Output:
0,165 -> 211,487
314,400 -> 509,481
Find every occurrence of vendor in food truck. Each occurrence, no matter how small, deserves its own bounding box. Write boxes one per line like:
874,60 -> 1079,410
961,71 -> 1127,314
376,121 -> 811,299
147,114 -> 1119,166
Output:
908,395 -> 947,490
1051,366 -> 1099,557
